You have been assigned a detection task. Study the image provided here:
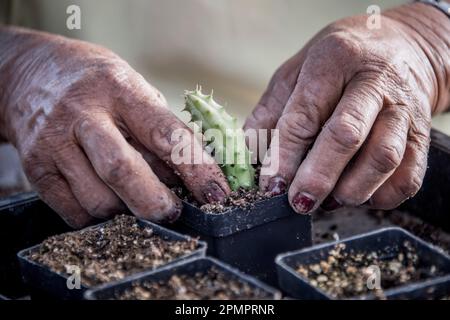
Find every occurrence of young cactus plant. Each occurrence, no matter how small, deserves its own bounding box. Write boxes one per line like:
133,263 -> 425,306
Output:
184,87 -> 255,191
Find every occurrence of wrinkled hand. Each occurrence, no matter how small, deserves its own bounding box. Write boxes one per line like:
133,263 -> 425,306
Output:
245,3 -> 450,213
0,27 -> 230,228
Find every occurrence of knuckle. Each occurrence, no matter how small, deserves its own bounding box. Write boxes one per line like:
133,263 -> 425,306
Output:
75,115 -> 94,132
93,60 -> 130,84
149,114 -> 187,156
327,116 -> 364,152
22,154 -> 56,186
369,143 -> 403,174
270,63 -> 291,86
101,154 -> 135,186
318,32 -> 361,60
278,109 -> 320,146
81,60 -> 132,95
396,174 -> 423,199
73,115 -> 103,141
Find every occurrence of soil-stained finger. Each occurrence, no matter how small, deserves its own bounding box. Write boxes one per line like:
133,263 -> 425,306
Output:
288,79 -> 383,214
34,172 -> 95,228
75,114 -> 182,223
54,142 -> 126,219
330,108 -> 409,207
115,77 -> 231,204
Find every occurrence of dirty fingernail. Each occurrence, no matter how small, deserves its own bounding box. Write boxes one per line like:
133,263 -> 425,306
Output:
203,182 -> 227,203
292,192 -> 316,214
321,196 -> 342,211
267,176 -> 287,196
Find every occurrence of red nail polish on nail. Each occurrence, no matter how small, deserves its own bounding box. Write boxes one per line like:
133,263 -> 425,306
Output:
292,193 -> 315,214
321,196 -> 342,211
267,176 -> 287,196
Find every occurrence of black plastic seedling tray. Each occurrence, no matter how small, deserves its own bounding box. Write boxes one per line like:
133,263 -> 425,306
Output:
85,256 -> 281,300
173,193 -> 312,285
386,275 -> 450,300
276,227 -> 450,300
0,192 -> 70,299
17,218 -> 207,300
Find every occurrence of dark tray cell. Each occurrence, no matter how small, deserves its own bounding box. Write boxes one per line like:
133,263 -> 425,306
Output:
85,257 -> 281,300
276,227 -> 450,299
17,218 -> 207,300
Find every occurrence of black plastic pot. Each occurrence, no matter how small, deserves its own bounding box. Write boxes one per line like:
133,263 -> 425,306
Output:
84,257 -> 281,300
0,192 -> 70,299
172,193 -> 312,285
17,218 -> 207,300
386,275 -> 450,300
402,129 -> 450,232
276,227 -> 450,300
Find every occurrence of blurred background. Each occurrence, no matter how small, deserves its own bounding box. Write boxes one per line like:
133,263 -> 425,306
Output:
1,0 -> 449,196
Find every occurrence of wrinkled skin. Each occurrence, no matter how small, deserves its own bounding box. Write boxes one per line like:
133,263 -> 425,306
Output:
245,3 -> 450,214
0,27 -> 231,228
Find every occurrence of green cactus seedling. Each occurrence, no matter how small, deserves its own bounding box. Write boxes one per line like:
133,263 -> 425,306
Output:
184,87 -> 255,191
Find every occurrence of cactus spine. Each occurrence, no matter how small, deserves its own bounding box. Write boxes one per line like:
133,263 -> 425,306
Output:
184,87 -> 255,191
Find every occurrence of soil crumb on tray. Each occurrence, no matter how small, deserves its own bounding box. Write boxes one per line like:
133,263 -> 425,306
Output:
296,242 -> 443,299
116,267 -> 274,300
27,215 -> 199,287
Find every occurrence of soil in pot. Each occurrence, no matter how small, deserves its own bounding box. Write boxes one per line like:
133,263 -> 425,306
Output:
174,186 -> 271,214
115,267 -> 273,300
295,241 -> 444,299
172,167 -> 272,214
26,215 -> 200,287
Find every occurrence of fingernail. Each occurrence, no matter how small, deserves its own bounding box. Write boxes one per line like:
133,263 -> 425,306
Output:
321,196 -> 342,211
267,176 -> 287,196
292,192 -> 316,214
203,182 -> 227,203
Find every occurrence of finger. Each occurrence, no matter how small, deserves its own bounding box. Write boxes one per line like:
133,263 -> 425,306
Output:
34,172 -> 94,229
53,143 -> 126,219
288,79 -> 383,214
260,49 -> 346,195
116,77 -> 231,204
128,138 -> 181,187
75,114 -> 182,223
243,52 -> 305,137
327,108 -> 409,209
369,132 -> 430,210
243,26 -> 334,136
